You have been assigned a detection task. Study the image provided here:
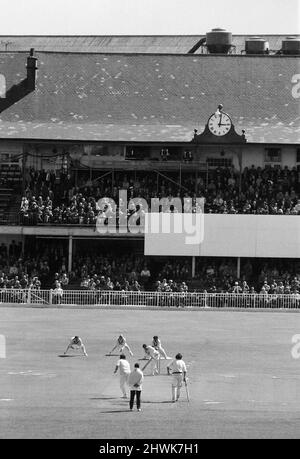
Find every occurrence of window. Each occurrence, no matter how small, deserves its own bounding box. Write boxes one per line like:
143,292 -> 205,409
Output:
264,148 -> 281,163
206,157 -> 233,168
0,152 -> 20,163
125,146 -> 150,160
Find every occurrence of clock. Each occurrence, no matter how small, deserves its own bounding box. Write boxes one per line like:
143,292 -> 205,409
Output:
208,111 -> 232,136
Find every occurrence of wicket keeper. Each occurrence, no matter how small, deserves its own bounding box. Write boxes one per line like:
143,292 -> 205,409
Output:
152,335 -> 169,359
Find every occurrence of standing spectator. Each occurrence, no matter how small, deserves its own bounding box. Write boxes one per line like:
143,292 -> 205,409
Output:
52,281 -> 63,304
232,282 -> 242,294
242,280 -> 250,293
140,266 -> 151,288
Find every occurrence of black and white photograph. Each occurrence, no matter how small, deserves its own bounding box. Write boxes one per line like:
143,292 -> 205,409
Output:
0,0 -> 299,444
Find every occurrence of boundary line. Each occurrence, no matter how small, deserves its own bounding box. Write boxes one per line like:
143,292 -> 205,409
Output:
0,303 -> 299,313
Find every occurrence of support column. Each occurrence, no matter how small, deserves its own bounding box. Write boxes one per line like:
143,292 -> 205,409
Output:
179,163 -> 182,188
21,234 -> 25,257
238,148 -> 243,193
237,257 -> 241,280
206,164 -> 209,189
68,235 -> 73,274
192,256 -> 196,279
22,147 -> 27,194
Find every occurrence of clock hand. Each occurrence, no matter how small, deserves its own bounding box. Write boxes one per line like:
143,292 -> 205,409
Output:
218,114 -> 222,127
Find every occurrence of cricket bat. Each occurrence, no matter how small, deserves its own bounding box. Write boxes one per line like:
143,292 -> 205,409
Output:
184,379 -> 190,402
142,357 -> 153,371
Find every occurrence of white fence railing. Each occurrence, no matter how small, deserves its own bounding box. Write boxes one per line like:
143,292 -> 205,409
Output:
0,289 -> 300,310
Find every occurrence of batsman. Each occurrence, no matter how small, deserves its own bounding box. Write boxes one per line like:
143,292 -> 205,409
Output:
167,353 -> 188,402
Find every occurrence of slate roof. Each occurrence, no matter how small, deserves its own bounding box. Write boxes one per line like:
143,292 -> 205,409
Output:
0,52 -> 299,143
0,35 -> 299,54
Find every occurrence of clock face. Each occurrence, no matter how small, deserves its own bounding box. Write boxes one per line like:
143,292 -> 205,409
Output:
208,112 -> 232,136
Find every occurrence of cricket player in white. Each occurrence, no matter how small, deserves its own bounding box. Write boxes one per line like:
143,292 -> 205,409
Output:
167,353 -> 187,402
152,335 -> 169,359
64,336 -> 88,356
109,335 -> 133,356
142,344 -> 160,375
114,354 -> 131,398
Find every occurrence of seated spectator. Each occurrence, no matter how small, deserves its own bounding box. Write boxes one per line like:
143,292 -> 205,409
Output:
19,165 -> 299,225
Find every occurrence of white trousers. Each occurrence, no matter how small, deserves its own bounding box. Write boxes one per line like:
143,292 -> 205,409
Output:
171,374 -> 183,400
120,373 -> 129,396
155,345 -> 168,358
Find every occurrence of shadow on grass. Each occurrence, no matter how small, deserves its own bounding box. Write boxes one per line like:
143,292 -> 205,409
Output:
99,410 -> 132,413
91,396 -> 172,404
58,355 -> 82,358
142,400 -> 173,404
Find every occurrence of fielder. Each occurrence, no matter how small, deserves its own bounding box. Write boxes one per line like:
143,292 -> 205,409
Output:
167,353 -> 187,402
152,335 -> 169,359
109,335 -> 133,356
64,336 -> 88,356
114,354 -> 131,398
142,344 -> 160,375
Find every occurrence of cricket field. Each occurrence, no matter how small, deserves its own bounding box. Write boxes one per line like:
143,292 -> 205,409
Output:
0,307 -> 300,439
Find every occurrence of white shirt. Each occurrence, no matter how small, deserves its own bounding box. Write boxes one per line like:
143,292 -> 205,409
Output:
128,368 -> 144,390
145,345 -> 159,359
167,359 -> 187,374
116,359 -> 131,375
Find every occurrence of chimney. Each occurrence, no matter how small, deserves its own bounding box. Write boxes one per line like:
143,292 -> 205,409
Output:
26,48 -> 38,90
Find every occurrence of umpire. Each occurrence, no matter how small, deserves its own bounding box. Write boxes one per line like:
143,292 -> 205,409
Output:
128,363 -> 144,411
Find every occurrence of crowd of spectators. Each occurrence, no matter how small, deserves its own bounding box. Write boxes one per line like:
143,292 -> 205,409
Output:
204,165 -> 299,215
0,240 -> 43,290
71,254 -> 151,292
155,279 -> 189,293
19,165 -> 300,225
0,240 -> 71,290
0,238 -> 299,297
193,258 -> 300,294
